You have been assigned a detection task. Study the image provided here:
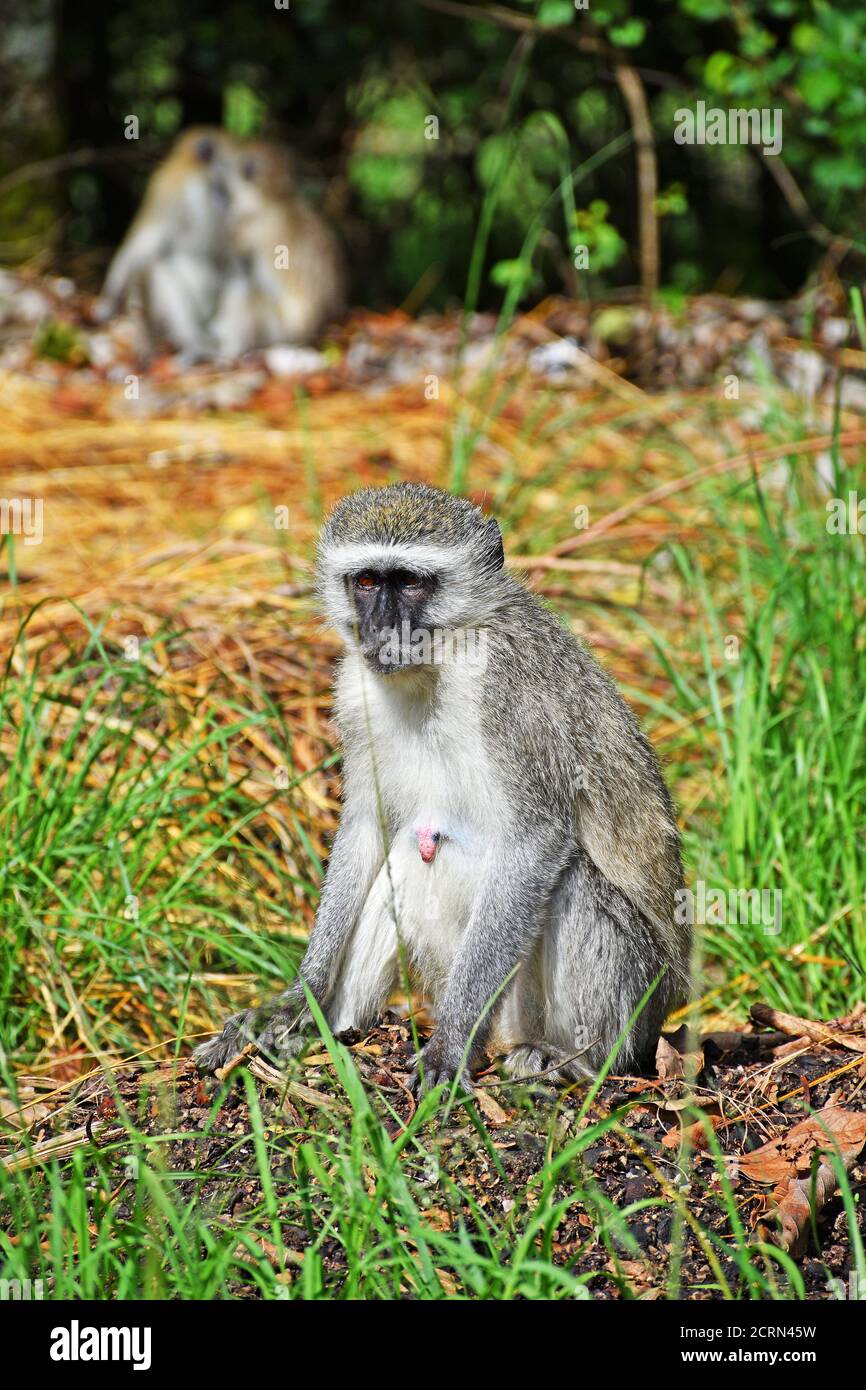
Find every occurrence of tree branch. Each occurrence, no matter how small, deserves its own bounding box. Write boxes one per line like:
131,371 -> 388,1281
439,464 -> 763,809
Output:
754,147 -> 853,269
416,0 -> 660,299
0,145 -> 147,201
610,62 -> 658,299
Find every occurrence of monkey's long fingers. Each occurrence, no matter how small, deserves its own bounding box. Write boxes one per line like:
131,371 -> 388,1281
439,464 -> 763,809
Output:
408,1056 -> 473,1098
193,1009 -> 259,1074
252,1006 -> 312,1068
195,1001 -> 313,1076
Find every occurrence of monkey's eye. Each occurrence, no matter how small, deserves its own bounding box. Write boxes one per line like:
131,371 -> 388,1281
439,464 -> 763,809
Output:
354,571 -> 379,591
241,159 -> 257,181
394,570 -> 424,591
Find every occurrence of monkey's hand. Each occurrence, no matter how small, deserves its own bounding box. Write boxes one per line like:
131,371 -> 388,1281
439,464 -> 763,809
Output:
193,992 -> 311,1074
90,295 -> 117,324
408,1034 -> 476,1096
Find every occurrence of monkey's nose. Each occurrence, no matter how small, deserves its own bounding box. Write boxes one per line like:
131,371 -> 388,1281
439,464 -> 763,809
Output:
416,827 -> 441,863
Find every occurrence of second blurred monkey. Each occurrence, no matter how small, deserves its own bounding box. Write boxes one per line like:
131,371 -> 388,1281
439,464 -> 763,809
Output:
212,140 -> 346,357
100,127 -> 233,357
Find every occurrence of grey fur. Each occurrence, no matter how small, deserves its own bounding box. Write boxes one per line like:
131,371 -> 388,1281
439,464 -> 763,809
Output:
194,482 -> 689,1086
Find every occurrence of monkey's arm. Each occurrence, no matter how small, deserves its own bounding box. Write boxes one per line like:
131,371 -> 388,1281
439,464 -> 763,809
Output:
294,809 -> 385,999
413,827 -> 567,1090
193,805 -> 385,1072
100,210 -> 170,309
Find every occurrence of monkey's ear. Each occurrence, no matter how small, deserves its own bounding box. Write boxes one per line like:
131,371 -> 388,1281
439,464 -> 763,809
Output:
484,516 -> 505,569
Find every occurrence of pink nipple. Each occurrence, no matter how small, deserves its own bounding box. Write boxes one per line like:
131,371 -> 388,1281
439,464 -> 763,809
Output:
416,826 -> 441,863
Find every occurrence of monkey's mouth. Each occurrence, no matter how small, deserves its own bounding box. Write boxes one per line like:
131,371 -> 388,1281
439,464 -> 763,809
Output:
210,174 -> 230,205
361,627 -> 439,673
360,643 -> 416,674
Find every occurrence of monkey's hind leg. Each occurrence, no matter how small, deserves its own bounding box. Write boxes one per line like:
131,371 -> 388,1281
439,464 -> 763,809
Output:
495,949 -> 568,1080
147,254 -> 215,356
539,849 -> 677,1081
212,270 -> 259,359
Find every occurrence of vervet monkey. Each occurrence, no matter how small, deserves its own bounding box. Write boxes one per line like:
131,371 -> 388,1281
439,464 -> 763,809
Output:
211,139 -> 346,357
195,484 -> 689,1088
98,127 -> 234,356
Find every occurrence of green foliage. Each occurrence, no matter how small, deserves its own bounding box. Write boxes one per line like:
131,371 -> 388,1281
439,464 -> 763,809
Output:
3,5 -> 866,322
490,257 -> 541,292
682,0 -> 866,206
627,414 -> 866,1018
654,182 -> 689,219
348,89 -> 428,208
537,0 -> 575,27
0,611 -> 311,1058
607,18 -> 646,47
572,199 -> 627,275
32,320 -> 89,365
224,80 -> 267,137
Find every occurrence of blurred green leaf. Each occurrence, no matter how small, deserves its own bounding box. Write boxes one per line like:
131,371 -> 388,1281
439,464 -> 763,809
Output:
537,1 -> 574,28
813,154 -> 866,191
791,22 -> 821,53
704,51 -> 736,93
678,0 -> 731,20
799,69 -> 843,112
608,19 -> 646,48
224,81 -> 267,137
490,257 -> 537,289
33,321 -> 89,366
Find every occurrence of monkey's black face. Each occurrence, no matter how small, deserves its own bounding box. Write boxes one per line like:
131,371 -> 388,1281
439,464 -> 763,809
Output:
346,568 -> 439,673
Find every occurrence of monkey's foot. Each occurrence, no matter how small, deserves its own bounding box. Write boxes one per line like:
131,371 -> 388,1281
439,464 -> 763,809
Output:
173,346 -> 217,369
193,1003 -> 311,1074
502,1044 -> 566,1083
90,295 -> 115,324
408,1036 -> 474,1096
502,1043 -> 592,1084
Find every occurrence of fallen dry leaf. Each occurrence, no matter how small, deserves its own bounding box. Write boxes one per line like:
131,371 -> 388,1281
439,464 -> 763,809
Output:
737,1104 -> 866,1185
662,1113 -> 723,1151
774,1166 -> 839,1259
656,1035 -> 683,1081
473,1087 -> 511,1126
607,1258 -> 656,1296
422,1207 -> 452,1232
735,1104 -> 866,1259
656,1027 -> 704,1082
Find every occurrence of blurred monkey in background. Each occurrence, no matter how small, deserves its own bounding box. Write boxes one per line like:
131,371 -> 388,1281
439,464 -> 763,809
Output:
100,129 -> 345,358
98,127 -> 235,357
212,139 -> 346,357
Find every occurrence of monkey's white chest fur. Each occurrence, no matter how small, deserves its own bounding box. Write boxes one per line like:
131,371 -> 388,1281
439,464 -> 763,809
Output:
328,657 -> 498,1029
